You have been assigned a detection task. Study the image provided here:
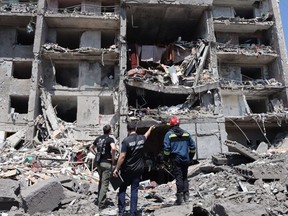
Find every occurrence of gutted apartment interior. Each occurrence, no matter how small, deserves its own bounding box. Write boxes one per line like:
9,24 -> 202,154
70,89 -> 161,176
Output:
0,0 -> 288,183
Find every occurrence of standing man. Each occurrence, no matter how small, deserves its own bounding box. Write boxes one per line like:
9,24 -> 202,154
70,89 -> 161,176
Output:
90,124 -> 116,210
163,116 -> 196,205
113,121 -> 155,216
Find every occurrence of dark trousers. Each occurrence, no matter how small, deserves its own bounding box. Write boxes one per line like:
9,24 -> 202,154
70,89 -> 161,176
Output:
118,172 -> 142,216
97,162 -> 112,209
173,161 -> 189,193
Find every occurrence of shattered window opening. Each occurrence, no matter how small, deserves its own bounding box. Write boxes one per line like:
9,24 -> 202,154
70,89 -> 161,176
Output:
234,7 -> 254,19
16,28 -> 34,45
55,63 -> 79,88
10,95 -> 29,114
56,30 -> 81,50
12,61 -> 32,79
239,36 -> 259,45
241,67 -> 263,81
247,98 -> 267,114
52,96 -> 77,123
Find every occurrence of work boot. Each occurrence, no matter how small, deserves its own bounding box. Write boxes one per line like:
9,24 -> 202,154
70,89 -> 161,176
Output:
175,193 -> 183,205
183,192 -> 189,203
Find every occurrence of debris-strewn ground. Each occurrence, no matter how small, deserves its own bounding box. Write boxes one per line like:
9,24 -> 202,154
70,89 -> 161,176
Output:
2,129 -> 288,216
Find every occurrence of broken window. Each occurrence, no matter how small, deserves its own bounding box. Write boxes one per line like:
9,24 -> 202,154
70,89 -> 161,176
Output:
55,63 -> 79,88
247,99 -> 267,113
241,67 -> 262,81
12,61 -> 32,79
99,96 -> 114,115
16,28 -> 34,45
52,96 -> 77,123
57,31 -> 81,49
10,95 -> 29,114
234,7 -> 254,19
101,2 -> 117,14
239,36 -> 258,45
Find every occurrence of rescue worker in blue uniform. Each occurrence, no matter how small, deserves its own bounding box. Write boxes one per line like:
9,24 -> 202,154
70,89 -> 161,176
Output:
163,116 -> 196,205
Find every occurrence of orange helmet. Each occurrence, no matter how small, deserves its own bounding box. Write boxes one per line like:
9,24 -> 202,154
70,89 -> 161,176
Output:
169,116 -> 180,126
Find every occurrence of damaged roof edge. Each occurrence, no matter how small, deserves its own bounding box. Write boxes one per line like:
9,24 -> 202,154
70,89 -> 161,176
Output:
122,0 -> 213,7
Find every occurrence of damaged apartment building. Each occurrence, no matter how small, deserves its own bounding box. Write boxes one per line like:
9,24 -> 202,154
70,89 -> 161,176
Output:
0,0 -> 288,178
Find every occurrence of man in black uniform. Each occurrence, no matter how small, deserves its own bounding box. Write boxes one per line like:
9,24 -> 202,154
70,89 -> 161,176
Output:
113,121 -> 155,216
90,124 -> 116,210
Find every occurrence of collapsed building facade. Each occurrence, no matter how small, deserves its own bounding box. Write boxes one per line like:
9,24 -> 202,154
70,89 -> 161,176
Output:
0,0 -> 288,175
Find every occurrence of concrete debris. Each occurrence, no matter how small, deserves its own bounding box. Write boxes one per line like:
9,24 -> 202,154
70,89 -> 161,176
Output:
0,2 -> 37,14
1,127 -> 288,215
45,3 -> 119,19
42,43 -> 118,54
214,15 -> 274,24
126,40 -> 214,88
21,178 -> 64,214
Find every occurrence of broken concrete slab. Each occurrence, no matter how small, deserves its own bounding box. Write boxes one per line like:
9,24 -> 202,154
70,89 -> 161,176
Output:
21,178 -> 64,214
0,179 -> 21,211
224,140 -> 260,161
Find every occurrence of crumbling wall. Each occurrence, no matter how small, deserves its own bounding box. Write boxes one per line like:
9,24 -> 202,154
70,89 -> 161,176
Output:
79,62 -> 101,88
222,95 -> 246,116
0,29 -> 33,58
220,65 -> 241,82
254,0 -> 270,18
77,96 -> 99,127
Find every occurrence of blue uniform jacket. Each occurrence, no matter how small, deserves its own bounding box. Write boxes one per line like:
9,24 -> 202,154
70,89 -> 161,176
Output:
163,126 -> 196,163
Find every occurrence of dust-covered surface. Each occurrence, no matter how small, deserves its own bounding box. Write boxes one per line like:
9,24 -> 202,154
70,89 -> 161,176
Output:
2,131 -> 288,216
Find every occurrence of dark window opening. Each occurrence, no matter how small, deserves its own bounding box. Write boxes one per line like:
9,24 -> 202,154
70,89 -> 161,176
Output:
17,29 -> 34,45
52,96 -> 77,123
239,37 -> 258,45
57,31 -> 81,49
102,31 -> 115,49
247,99 -> 267,113
12,62 -> 32,79
58,1 -> 81,13
241,67 -> 262,81
10,95 -> 29,114
19,0 -> 37,2
99,96 -> 114,114
5,132 -> 15,139
55,63 -> 79,88
101,3 -> 116,13
234,8 -> 254,19
126,86 -> 189,109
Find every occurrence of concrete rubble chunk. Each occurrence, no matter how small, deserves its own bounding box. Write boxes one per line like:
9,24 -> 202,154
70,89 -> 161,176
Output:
21,178 -> 64,214
224,140 -> 260,161
0,179 -> 21,211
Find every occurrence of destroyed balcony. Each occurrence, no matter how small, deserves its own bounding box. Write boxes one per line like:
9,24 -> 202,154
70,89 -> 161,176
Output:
41,43 -> 119,62
220,78 -> 284,97
125,40 -> 219,95
216,43 -> 278,64
213,17 -> 273,33
44,1 -> 120,30
122,0 -> 213,6
213,0 -> 265,7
